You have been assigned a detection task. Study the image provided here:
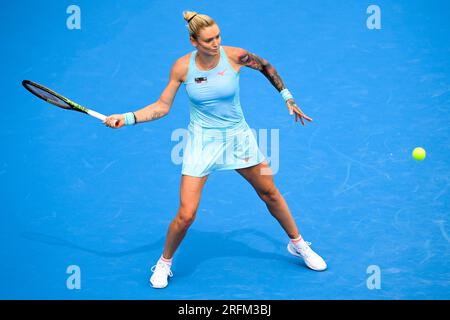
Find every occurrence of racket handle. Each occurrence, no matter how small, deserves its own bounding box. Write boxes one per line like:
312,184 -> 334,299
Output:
87,109 -> 119,126
87,109 -> 106,121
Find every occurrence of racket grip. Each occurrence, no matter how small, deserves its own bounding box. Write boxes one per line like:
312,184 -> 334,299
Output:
87,110 -> 119,127
87,109 -> 106,121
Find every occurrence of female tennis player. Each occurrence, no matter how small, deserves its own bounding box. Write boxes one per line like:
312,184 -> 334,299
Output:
104,11 -> 327,289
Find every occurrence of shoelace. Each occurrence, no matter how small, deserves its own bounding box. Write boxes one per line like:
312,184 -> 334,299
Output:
294,241 -> 313,257
151,262 -> 173,277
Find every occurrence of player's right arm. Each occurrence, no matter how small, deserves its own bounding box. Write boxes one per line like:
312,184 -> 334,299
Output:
134,57 -> 187,123
104,56 -> 187,128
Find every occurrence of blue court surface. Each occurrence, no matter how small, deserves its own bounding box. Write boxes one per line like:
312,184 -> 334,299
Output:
1,0 -> 449,300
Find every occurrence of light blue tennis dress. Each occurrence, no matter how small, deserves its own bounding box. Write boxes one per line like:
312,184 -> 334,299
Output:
181,46 -> 265,177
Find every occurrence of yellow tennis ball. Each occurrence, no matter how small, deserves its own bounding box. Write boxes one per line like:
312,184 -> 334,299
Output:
412,147 -> 426,161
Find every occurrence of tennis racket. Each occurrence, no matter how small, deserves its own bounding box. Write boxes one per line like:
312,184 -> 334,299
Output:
22,80 -> 118,126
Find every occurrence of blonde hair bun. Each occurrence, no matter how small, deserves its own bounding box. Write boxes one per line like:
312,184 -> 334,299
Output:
182,10 -> 216,39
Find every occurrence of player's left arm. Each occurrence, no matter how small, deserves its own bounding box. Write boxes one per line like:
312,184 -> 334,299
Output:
231,47 -> 312,125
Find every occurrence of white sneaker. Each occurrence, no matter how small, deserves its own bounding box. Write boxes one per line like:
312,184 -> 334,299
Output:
149,260 -> 173,288
287,240 -> 327,271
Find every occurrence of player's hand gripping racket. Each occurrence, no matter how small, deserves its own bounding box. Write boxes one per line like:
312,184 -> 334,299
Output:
22,80 -> 118,126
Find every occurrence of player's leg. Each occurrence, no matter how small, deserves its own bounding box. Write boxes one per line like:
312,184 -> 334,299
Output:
163,174 -> 209,259
150,174 -> 208,288
236,161 -> 327,271
236,161 -> 300,239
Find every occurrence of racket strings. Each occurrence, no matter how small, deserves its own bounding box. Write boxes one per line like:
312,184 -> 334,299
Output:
22,80 -> 72,109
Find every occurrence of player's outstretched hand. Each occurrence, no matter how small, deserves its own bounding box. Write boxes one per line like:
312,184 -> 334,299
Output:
104,114 -> 125,129
286,99 -> 313,125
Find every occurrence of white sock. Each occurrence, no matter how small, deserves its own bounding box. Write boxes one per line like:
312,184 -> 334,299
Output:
290,236 -> 308,249
159,255 -> 172,266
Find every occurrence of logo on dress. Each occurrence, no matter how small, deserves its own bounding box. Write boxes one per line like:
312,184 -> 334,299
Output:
195,77 -> 208,84
217,69 -> 226,76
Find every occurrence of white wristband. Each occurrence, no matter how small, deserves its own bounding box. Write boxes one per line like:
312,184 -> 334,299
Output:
280,88 -> 294,102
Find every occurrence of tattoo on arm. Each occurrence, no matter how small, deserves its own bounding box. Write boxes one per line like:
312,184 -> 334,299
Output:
135,105 -> 167,123
143,110 -> 165,122
238,51 -> 286,91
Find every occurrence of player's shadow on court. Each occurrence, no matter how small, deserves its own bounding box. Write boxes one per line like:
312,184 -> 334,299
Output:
172,228 -> 297,277
21,231 -> 164,257
21,228 -> 302,275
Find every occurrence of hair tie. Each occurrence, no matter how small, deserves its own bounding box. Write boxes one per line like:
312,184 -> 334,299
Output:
187,14 -> 197,23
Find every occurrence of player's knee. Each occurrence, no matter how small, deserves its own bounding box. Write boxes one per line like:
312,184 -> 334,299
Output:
258,186 -> 280,203
176,205 -> 197,229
